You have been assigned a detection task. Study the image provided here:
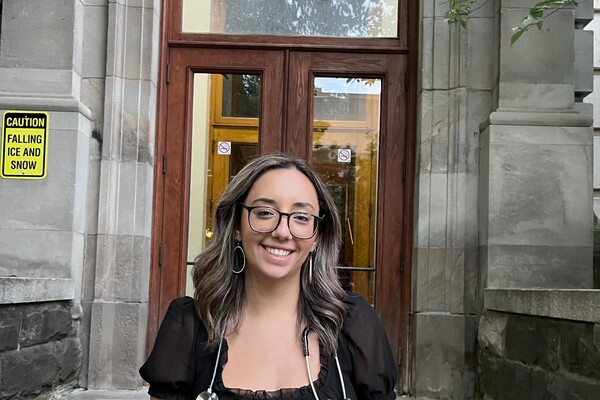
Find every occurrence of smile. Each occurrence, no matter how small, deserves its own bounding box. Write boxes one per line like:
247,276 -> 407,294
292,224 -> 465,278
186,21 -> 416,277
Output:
264,246 -> 291,257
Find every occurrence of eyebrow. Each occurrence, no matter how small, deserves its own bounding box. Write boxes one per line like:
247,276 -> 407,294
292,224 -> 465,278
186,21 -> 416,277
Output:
249,197 -> 317,212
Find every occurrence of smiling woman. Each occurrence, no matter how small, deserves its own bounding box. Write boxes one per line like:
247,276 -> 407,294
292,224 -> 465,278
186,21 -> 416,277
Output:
140,153 -> 397,400
236,168 -> 321,287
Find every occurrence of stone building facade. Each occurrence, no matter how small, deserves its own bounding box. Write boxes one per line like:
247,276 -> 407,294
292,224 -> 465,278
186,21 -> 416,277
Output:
0,0 -> 598,399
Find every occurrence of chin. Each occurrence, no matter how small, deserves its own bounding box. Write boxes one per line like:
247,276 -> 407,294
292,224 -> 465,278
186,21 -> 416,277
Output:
259,265 -> 301,281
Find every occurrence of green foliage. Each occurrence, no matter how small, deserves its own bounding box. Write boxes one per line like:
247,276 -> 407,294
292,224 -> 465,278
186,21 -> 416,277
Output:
511,0 -> 579,45
444,0 -> 478,28
444,0 -> 582,45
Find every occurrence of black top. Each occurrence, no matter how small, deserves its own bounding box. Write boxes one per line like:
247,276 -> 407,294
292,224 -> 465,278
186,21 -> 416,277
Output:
140,294 -> 396,400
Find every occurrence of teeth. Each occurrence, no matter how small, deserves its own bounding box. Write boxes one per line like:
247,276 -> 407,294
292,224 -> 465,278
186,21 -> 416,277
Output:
265,247 -> 291,257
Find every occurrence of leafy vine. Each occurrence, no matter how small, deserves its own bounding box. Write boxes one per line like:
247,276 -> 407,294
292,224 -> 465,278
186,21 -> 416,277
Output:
444,0 -> 582,44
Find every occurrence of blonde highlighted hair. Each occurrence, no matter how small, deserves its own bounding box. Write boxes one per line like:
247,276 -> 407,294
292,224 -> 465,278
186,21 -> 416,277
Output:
192,153 -> 346,356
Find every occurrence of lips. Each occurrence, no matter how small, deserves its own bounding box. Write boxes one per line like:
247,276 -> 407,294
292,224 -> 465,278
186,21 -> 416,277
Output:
264,246 -> 292,257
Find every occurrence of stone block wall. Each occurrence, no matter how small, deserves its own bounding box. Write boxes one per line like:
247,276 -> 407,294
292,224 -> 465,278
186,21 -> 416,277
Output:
0,0 -> 159,393
0,302 -> 82,399
412,0 -> 498,397
590,0 -> 600,289
478,310 -> 600,399
479,0 -> 594,291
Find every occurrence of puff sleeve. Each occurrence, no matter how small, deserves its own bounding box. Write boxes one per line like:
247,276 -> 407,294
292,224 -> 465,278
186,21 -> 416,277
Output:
339,294 -> 397,400
139,297 -> 209,400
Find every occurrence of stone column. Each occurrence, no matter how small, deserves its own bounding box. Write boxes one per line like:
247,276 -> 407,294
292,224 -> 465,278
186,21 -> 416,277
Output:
479,0 -> 594,290
412,1 -> 497,398
86,0 -> 159,389
588,0 -> 600,289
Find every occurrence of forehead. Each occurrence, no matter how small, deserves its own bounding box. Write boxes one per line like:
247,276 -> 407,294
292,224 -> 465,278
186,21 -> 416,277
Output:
245,168 -> 319,207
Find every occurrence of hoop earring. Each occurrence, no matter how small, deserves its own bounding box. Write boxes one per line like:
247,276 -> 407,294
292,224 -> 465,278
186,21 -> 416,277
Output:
232,242 -> 245,274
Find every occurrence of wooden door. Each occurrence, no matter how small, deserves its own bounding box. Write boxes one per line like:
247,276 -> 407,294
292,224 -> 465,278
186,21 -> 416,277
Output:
149,48 -> 414,391
148,47 -> 285,342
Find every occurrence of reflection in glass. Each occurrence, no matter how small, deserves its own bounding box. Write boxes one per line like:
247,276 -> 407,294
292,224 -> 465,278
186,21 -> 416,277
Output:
311,77 -> 381,305
222,75 -> 260,118
314,78 -> 381,121
229,143 -> 257,179
182,0 -> 398,38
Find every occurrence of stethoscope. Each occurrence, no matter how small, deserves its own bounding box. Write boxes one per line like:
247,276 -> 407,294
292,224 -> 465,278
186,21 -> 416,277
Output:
197,327 -> 350,400
302,327 -> 350,400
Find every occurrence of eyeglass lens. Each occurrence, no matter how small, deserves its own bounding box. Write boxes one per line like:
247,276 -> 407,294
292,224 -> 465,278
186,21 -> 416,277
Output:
248,207 -> 316,238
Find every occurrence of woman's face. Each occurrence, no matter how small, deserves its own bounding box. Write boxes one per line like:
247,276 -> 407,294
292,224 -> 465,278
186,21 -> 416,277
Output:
238,168 -> 320,283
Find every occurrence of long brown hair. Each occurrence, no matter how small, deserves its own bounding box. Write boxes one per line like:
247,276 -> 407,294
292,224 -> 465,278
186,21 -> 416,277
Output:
192,153 -> 346,356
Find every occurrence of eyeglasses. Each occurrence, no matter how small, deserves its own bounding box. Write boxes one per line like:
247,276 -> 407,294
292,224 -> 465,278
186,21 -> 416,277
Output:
241,204 -> 323,239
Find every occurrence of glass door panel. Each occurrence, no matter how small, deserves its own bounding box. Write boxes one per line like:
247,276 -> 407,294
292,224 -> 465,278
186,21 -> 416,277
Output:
311,77 -> 381,305
186,73 -> 260,295
220,74 -> 261,119
182,0 -> 398,38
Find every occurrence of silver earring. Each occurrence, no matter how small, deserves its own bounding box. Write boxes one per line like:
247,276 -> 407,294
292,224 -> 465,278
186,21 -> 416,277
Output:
308,252 -> 314,284
232,242 -> 245,274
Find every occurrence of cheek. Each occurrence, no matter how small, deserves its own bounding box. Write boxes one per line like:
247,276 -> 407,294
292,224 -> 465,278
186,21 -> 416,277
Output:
239,222 -> 264,247
239,225 -> 252,242
238,216 -> 252,236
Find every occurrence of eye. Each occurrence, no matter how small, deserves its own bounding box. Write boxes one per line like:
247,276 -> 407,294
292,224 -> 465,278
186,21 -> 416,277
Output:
253,207 -> 278,218
291,213 -> 311,224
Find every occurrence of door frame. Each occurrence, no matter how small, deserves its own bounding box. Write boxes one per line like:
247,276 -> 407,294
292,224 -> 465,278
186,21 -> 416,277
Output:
149,0 -> 418,392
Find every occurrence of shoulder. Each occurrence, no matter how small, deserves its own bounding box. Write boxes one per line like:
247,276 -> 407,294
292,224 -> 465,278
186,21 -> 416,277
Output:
143,296 -> 201,354
140,296 -> 209,397
343,292 -> 374,311
339,293 -> 397,398
165,296 -> 197,319
159,296 -> 207,341
155,296 -> 201,334
342,292 -> 383,332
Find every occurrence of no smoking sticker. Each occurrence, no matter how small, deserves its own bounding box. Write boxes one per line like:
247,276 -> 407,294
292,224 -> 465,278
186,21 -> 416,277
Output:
337,149 -> 351,163
217,141 -> 231,155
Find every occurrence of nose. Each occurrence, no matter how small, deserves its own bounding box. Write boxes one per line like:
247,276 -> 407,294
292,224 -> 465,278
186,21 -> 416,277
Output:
272,215 -> 293,239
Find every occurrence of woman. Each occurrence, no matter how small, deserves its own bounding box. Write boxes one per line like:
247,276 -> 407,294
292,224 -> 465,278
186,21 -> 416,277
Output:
140,154 -> 397,399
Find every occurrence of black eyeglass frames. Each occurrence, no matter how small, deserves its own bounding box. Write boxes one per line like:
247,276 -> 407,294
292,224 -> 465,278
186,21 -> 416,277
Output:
241,204 -> 323,239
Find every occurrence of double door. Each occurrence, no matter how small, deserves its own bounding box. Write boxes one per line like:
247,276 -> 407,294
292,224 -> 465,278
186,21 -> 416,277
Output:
150,47 -> 413,387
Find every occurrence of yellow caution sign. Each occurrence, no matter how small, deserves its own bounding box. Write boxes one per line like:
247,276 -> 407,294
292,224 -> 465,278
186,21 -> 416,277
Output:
1,111 -> 49,179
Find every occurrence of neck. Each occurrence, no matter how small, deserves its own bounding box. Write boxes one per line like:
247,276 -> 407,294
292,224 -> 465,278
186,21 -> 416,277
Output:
242,272 -> 301,319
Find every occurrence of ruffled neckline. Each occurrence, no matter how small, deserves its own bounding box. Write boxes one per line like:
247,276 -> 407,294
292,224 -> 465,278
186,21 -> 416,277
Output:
213,338 -> 330,399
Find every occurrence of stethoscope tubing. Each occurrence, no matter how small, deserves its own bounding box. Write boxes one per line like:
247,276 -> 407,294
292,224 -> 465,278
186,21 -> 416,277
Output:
198,327 -> 350,400
302,327 -> 349,400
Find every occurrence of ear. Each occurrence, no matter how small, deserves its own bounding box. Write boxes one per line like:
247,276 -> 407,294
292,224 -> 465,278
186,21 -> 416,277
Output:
235,230 -> 241,241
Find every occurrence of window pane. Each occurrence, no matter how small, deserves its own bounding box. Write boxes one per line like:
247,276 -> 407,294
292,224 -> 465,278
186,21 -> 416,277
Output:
314,77 -> 381,121
186,73 -> 260,296
311,77 -> 381,304
222,74 -> 260,118
182,0 -> 398,38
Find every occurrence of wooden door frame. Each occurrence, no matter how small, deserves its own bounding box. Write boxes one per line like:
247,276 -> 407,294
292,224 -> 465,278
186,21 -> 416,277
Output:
149,0 -> 418,393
